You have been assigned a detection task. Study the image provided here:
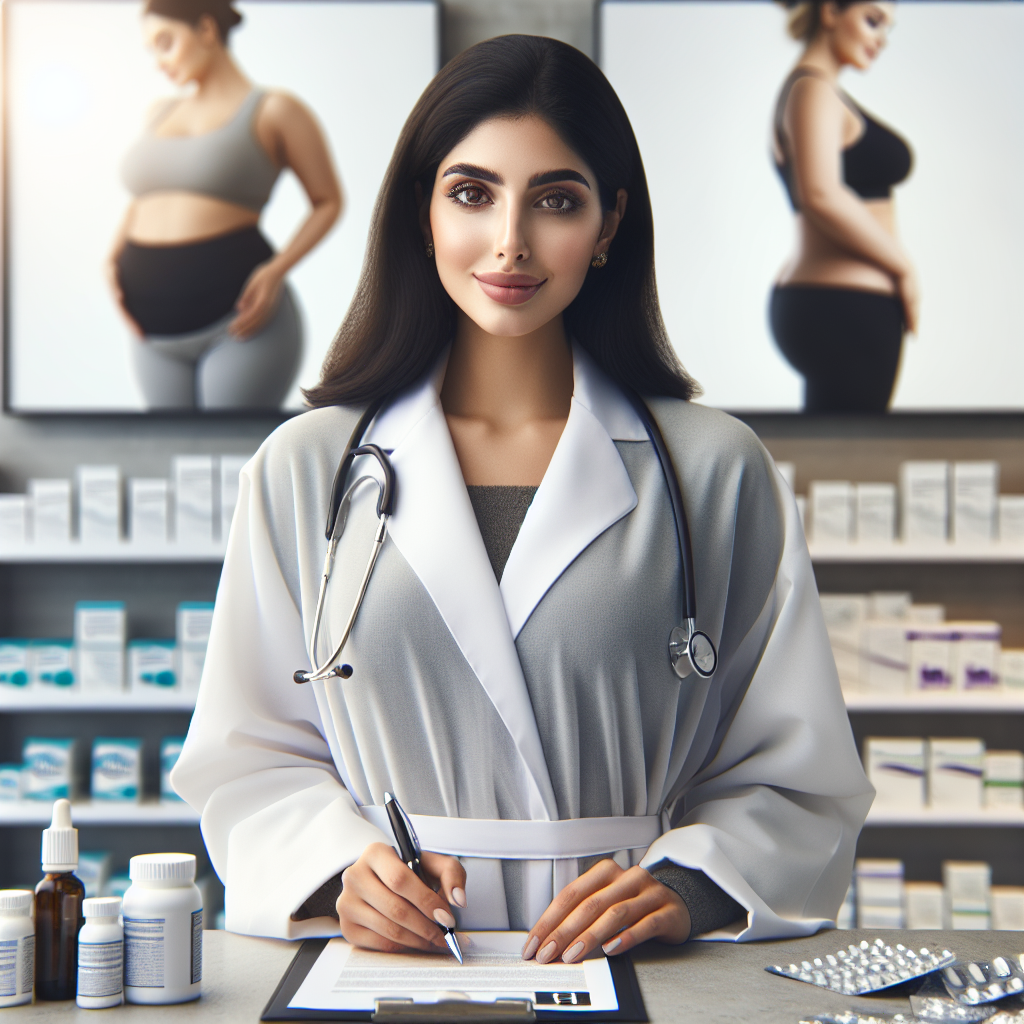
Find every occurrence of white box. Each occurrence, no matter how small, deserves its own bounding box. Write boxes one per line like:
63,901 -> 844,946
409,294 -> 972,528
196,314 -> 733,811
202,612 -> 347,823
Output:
865,737 -> 925,809
0,640 -> 30,689
929,738 -> 984,810
0,495 -> 29,546
173,455 -> 215,545
128,640 -> 177,691
29,640 -> 75,689
819,595 -> 868,691
1001,649 -> 1024,690
951,621 -> 1001,689
77,851 -> 113,898
856,484 -> 897,544
77,465 -> 121,545
904,882 -> 944,930
859,906 -> 904,929
0,764 -> 21,801
999,496 -> 1024,545
77,647 -> 125,694
908,625 -> 955,690
219,455 -> 249,542
952,461 -> 999,544
160,737 -> 186,801
810,481 -> 854,543
900,461 -> 949,544
176,602 -> 214,648
28,479 -> 71,544
22,738 -> 75,800
943,861 -> 991,912
177,646 -> 207,693
951,910 -> 991,930
984,751 -> 1024,810
869,592 -> 911,620
908,604 -> 945,624
990,886 -> 1024,930
129,479 -> 169,545
74,601 -> 126,648
861,622 -> 909,693
855,859 -> 903,907
91,738 -> 141,802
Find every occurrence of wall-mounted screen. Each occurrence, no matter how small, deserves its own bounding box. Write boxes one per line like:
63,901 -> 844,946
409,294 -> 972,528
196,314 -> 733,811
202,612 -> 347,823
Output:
4,0 -> 438,413
599,0 -> 1024,413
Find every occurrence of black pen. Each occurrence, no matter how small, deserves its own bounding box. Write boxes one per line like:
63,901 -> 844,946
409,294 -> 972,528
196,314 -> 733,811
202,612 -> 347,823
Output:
383,792 -> 464,964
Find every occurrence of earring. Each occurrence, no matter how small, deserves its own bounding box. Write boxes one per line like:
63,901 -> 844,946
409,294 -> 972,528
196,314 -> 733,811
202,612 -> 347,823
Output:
591,252 -> 608,269
425,241 -> 434,259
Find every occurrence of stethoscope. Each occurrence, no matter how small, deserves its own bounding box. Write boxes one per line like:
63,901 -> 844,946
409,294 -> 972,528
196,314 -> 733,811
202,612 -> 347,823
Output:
293,392 -> 718,685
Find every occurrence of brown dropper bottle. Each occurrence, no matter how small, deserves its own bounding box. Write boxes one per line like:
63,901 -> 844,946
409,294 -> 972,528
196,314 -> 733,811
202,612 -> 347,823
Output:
35,798 -> 85,1000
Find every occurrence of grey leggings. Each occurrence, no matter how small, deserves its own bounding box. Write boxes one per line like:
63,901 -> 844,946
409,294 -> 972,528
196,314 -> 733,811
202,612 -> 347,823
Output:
131,285 -> 303,410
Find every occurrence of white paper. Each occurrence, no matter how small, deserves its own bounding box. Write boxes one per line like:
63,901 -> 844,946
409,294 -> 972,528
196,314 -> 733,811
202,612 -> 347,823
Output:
289,932 -> 619,1013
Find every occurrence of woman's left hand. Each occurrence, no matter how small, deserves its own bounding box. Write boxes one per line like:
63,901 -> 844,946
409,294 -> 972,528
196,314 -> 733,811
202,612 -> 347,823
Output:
521,859 -> 691,965
229,260 -> 285,339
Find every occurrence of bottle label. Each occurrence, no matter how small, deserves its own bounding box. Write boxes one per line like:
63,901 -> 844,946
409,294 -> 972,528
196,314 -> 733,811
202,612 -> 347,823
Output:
0,935 -> 33,997
78,940 -> 123,998
124,917 -> 164,988
191,909 -> 203,984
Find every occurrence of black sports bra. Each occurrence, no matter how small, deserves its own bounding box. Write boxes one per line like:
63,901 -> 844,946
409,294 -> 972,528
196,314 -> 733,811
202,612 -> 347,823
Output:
773,68 -> 913,211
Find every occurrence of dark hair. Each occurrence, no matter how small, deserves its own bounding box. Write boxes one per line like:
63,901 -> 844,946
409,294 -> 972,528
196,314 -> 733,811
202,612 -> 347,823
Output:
305,34 -> 699,409
144,0 -> 242,43
775,1 -> 861,42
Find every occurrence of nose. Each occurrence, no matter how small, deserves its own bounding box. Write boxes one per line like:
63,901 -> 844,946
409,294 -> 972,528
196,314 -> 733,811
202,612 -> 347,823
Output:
495,200 -> 530,266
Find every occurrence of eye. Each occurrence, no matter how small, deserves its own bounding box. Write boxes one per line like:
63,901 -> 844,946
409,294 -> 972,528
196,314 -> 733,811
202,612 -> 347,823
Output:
446,183 -> 491,207
536,190 -> 582,214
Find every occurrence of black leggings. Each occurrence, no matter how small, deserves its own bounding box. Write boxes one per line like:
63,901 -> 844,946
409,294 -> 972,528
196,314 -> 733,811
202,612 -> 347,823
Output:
769,285 -> 905,413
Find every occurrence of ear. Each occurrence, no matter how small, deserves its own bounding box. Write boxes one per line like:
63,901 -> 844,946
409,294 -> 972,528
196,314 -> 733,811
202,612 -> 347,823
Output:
195,13 -> 221,46
819,2 -> 841,30
593,189 -> 628,260
415,180 -> 433,248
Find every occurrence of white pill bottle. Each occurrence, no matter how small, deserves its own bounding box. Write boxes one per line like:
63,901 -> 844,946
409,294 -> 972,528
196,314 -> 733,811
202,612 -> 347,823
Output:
0,889 -> 35,1007
123,853 -> 202,1005
77,896 -> 124,1008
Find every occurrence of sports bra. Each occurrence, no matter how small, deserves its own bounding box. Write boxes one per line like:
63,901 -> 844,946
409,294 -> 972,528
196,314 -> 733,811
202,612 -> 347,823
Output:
773,68 -> 912,211
121,89 -> 280,213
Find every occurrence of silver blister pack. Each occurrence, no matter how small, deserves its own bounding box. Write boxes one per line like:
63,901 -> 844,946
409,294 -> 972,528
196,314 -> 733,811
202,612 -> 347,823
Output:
911,975 -> 1024,1023
942,957 -> 1024,1006
799,1013 -> 922,1024
767,938 -> 955,995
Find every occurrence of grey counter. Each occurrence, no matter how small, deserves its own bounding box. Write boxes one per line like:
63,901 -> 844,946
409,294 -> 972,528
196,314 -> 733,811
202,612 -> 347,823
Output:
7,929 -> 1020,1022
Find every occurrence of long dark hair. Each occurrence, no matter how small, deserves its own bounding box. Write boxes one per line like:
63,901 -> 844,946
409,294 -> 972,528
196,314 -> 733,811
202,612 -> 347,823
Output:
144,0 -> 242,43
305,34 -> 699,408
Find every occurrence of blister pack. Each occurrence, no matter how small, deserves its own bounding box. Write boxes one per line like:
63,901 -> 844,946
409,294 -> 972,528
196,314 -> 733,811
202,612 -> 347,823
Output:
911,975 -> 1024,1023
942,958 -> 1024,1006
798,1013 -> 922,1024
768,939 -> 955,996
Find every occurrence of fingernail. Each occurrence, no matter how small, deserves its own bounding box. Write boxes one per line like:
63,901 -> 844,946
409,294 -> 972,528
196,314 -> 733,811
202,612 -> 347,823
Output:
452,887 -> 467,908
521,935 -> 540,960
433,908 -> 456,930
562,941 -> 585,964
537,941 -> 557,964
602,937 -> 622,955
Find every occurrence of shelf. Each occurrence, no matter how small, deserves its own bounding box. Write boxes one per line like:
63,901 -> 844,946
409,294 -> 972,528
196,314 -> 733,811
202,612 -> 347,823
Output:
865,805 -> 1024,827
845,690 -> 1024,713
0,800 -> 199,825
0,542 -> 225,564
808,542 -> 1024,564
0,689 -> 196,712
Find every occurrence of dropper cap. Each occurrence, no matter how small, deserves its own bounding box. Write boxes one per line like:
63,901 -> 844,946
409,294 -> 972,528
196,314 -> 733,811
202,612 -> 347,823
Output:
41,799 -> 78,873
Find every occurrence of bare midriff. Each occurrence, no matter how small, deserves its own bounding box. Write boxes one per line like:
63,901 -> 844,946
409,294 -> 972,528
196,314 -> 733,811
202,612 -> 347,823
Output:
777,198 -> 896,294
125,193 -> 259,246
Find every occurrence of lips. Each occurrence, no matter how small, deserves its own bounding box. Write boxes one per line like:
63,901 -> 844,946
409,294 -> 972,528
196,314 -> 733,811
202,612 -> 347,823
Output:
473,273 -> 546,306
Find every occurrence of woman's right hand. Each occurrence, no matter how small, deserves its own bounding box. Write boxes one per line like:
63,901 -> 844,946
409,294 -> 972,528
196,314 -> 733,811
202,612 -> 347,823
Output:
336,842 -> 467,952
896,265 -> 920,335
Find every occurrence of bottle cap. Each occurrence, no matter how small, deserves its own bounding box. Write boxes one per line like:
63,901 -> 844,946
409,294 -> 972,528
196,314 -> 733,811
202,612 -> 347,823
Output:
83,896 -> 122,918
41,798 -> 78,873
129,852 -> 196,884
0,889 -> 33,915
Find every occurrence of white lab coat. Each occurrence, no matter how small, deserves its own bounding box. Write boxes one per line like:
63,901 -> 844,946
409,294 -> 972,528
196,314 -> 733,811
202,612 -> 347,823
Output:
172,344 -> 873,941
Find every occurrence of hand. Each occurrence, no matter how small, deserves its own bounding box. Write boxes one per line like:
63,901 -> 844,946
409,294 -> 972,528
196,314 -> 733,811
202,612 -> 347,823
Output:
229,260 -> 285,339
896,266 -> 920,335
336,842 -> 467,953
521,859 -> 690,965
105,259 -> 143,338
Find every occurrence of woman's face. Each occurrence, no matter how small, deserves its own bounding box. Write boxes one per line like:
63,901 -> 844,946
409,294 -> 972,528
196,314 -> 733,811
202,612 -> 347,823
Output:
826,3 -> 896,70
141,14 -> 220,86
426,115 -> 625,341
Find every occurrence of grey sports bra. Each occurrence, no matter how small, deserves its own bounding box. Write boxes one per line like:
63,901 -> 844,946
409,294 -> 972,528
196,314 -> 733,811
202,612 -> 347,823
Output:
121,89 -> 280,213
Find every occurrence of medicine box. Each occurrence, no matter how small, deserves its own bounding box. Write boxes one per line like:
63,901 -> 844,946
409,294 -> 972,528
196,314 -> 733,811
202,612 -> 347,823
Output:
0,495 -> 29,546
865,737 -> 925,809
856,484 -> 897,544
160,737 -> 186,801
855,859 -> 903,907
29,640 -> 75,689
28,479 -> 72,544
860,622 -> 909,693
1000,649 -> 1024,690
904,882 -> 944,930
0,640 -> 30,688
173,455 -> 215,545
908,626 -> 955,689
929,738 -> 984,810
869,592 -> 912,620
810,481 -> 853,544
22,738 -> 75,800
74,601 -> 126,649
999,496 -> 1024,545
91,738 -> 142,802
176,602 -> 214,648
984,750 -> 1024,810
943,861 -> 991,914
952,462 -> 998,544
128,640 -> 177,691
78,851 -> 113,898
900,461 -> 949,544
220,454 -> 249,542
819,594 -> 868,691
908,604 -> 945,624
77,465 -> 121,545
990,887 -> 1024,931
0,764 -> 21,801
77,648 -> 125,694
951,622 -> 1001,689
129,479 -> 169,545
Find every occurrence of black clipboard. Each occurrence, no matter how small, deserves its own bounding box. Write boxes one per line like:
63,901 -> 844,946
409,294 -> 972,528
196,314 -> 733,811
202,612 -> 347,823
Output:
261,939 -> 649,1022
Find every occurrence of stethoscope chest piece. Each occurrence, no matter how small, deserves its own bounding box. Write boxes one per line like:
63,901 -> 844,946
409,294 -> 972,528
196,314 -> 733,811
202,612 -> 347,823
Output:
670,624 -> 718,680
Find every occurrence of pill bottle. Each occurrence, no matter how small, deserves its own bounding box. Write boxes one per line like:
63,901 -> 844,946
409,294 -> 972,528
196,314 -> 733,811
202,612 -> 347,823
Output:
77,897 -> 123,1009
0,889 -> 35,1007
35,798 -> 84,1001
123,853 -> 202,1004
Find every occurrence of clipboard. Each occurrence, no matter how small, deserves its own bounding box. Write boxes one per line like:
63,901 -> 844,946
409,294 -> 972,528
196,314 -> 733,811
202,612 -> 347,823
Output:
261,939 -> 649,1023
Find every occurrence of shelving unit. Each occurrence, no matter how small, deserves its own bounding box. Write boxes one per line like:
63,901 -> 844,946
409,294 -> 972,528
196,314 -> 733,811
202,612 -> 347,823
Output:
0,690 -> 196,712
865,806 -> 1024,828
808,541 -> 1024,564
0,800 -> 200,826
0,543 -> 225,564
844,691 -> 1024,713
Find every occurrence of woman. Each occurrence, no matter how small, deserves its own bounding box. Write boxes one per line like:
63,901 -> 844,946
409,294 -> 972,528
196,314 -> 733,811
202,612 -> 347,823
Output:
771,1 -> 916,413
110,0 -> 342,410
172,36 -> 872,958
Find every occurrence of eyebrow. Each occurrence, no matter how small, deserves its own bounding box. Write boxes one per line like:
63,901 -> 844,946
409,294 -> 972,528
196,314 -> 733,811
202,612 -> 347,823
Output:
441,163 -> 591,190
